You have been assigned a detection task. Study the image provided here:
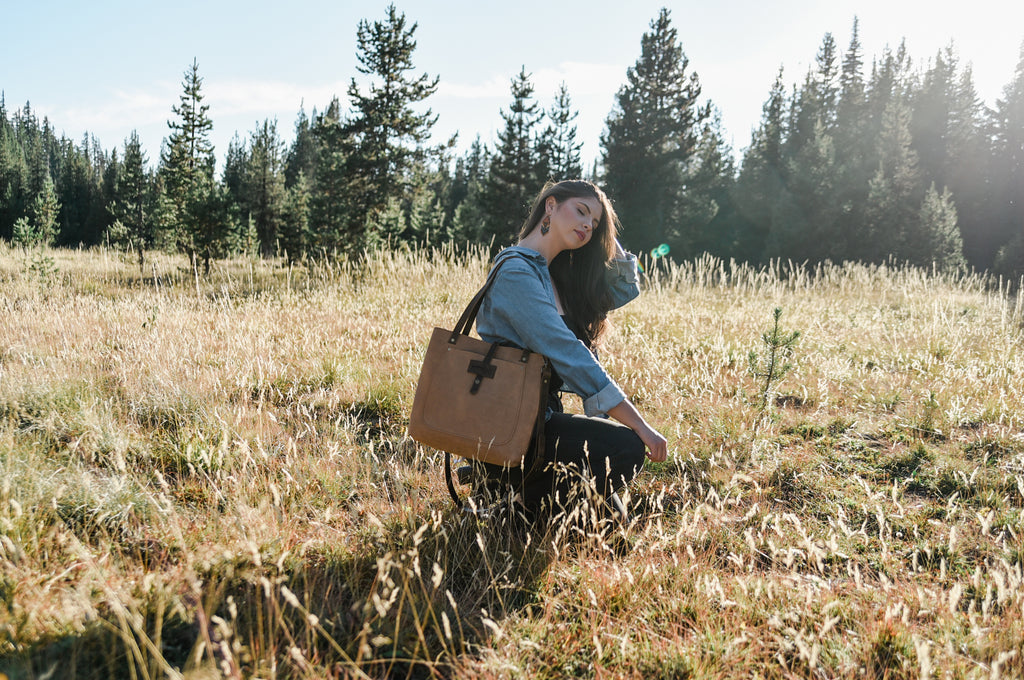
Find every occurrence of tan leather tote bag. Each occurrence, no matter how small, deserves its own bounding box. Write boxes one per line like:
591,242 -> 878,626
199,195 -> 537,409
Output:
408,255 -> 550,505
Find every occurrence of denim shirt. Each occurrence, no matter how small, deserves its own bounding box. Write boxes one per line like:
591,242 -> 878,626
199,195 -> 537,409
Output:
475,245 -> 641,417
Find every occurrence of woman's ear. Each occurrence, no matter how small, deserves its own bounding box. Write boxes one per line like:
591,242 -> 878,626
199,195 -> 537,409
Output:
545,196 -> 556,214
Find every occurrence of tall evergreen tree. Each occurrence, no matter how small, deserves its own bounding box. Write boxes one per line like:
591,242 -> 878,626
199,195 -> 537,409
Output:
94,143 -> 120,242
450,135 -> 489,242
55,139 -> 103,246
601,8 -> 711,255
188,175 -> 236,271
15,105 -> 48,201
480,68 -> 546,245
992,45 -> 1024,280
107,131 -> 153,270
161,59 -> 215,209
25,176 -> 60,247
862,92 -> 935,264
786,33 -> 840,159
280,171 -> 312,264
832,18 -> 872,250
246,119 -> 286,257
369,160 -> 450,246
222,133 -> 248,216
864,42 -> 913,156
765,118 -> 839,262
734,68 -> 788,262
0,99 -> 29,240
160,59 -> 224,272
943,63 -> 989,270
284,104 -> 319,189
688,112 -> 737,257
912,47 -> 955,180
310,97 -> 354,255
539,82 -> 583,181
762,32 -> 846,263
342,3 -> 442,253
837,18 -> 867,137
912,183 -> 964,270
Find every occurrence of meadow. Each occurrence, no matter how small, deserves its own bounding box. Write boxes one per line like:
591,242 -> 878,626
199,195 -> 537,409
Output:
0,243 -> 1023,679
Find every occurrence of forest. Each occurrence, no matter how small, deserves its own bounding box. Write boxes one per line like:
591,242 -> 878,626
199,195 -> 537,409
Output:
1,5 -> 1023,278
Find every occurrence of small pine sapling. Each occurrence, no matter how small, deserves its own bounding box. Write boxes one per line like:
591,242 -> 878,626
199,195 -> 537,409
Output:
748,307 -> 801,412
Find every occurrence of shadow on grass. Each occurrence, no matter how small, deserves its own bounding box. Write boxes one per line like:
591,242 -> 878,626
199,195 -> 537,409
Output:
1,507 -> 553,679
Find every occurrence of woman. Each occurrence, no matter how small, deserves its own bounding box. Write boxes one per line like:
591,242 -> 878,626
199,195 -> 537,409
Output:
473,180 -> 668,528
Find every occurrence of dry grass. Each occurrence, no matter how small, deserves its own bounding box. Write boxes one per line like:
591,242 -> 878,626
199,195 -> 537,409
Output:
1,243 -> 1023,679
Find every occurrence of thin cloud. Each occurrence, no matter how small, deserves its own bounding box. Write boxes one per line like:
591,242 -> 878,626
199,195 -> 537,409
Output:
206,79 -> 350,119
52,83 -> 177,132
437,76 -> 509,99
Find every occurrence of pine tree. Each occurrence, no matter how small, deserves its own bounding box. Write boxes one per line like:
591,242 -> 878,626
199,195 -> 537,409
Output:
904,44 -> 980,271
837,18 -> 866,137
863,94 -> 923,262
0,99 -> 29,240
539,82 -> 583,181
18,105 -> 49,201
160,59 -> 221,271
601,8 -> 711,255
55,139 -> 102,246
480,68 -> 546,245
832,18 -> 872,254
343,3 -> 442,253
765,118 -> 838,262
410,159 -> 454,245
284,105 -> 319,189
280,171 -> 311,265
734,68 -> 788,263
310,97 -> 354,255
107,131 -> 152,270
246,119 -> 286,257
991,44 -> 1024,280
149,174 -> 179,252
944,64 -> 990,270
29,176 -> 60,247
913,183 -> 964,270
688,112 -> 737,257
161,60 -> 215,207
222,133 -> 248,217
865,42 -> 914,157
906,51 -> 957,221
186,173 -> 235,272
786,34 -> 840,159
94,144 -> 120,243
450,136 -> 489,242
911,46 -> 964,191
763,32 -> 846,263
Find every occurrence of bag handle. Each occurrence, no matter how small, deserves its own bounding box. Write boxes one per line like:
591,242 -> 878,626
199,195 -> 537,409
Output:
448,253 -> 524,342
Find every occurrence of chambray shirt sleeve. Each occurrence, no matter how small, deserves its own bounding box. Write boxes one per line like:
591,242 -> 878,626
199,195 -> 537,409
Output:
606,252 -> 641,310
484,258 -> 627,417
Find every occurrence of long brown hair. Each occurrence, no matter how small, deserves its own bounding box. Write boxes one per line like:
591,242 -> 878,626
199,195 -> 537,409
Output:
518,180 -> 620,347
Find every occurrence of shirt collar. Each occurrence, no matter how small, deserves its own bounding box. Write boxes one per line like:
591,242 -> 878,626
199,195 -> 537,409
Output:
496,245 -> 547,265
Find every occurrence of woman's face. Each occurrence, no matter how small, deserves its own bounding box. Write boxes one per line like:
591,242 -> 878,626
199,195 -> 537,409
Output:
547,195 -> 603,251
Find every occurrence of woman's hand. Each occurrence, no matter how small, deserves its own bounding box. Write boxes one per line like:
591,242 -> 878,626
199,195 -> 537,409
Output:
637,422 -> 668,462
613,238 -> 627,259
607,400 -> 669,462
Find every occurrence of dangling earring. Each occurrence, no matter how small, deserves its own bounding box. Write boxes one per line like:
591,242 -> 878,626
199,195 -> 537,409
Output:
540,215 -> 551,235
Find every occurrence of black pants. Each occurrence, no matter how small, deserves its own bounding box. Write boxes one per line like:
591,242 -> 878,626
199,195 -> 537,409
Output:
474,410 -> 647,524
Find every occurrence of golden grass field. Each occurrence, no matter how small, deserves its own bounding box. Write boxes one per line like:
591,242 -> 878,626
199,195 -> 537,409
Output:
1,243 -> 1023,679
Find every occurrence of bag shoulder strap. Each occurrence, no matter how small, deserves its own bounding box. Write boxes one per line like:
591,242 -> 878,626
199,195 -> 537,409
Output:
450,252 -> 531,339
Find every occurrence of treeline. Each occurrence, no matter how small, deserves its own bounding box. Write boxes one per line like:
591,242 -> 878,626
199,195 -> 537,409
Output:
1,6 -> 1023,278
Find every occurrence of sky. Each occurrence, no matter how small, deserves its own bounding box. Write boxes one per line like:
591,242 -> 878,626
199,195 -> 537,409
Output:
2,0 -> 1022,172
